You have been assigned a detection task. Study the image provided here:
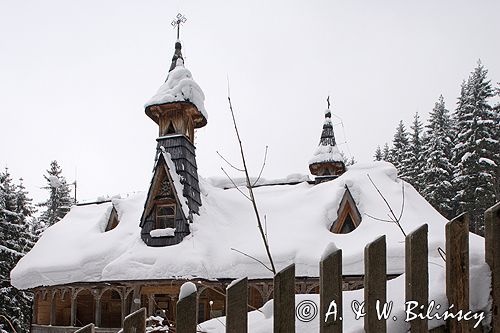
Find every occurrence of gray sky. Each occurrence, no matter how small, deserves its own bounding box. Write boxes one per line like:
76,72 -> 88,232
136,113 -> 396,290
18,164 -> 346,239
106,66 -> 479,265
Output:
1,0 -> 499,204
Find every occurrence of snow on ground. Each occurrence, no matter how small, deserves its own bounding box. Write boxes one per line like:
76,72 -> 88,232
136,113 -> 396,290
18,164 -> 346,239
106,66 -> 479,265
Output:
11,162 -> 486,296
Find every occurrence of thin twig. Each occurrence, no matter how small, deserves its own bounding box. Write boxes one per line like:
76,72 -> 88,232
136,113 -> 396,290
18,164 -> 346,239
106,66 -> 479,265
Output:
216,151 -> 244,172
437,247 -> 446,262
397,180 -> 405,221
252,146 -> 268,187
364,213 -> 394,223
228,96 -> 276,274
231,248 -> 274,274
0,315 -> 18,333
220,167 -> 252,201
367,174 -> 407,237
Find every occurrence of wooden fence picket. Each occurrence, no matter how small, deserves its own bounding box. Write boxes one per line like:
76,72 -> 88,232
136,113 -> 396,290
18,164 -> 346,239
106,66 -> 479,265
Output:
73,323 -> 94,333
274,264 -> 296,333
176,287 -> 197,333
486,202 -> 500,333
320,248 -> 343,333
446,213 -> 470,333
226,277 -> 248,333
123,308 -> 146,333
364,235 -> 387,333
405,224 -> 429,333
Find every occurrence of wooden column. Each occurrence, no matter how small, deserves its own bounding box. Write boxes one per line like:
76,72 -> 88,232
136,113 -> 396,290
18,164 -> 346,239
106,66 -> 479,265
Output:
405,224 -> 429,333
273,264 -> 296,333
446,213 -> 469,333
95,295 -> 102,328
226,278 -> 248,333
364,236 -> 386,333
148,294 -> 155,316
486,202 -> 500,332
49,289 -> 56,326
123,308 -> 146,333
70,290 -> 77,327
129,286 -> 142,313
121,295 -> 127,324
320,248 -> 343,333
176,287 -> 197,333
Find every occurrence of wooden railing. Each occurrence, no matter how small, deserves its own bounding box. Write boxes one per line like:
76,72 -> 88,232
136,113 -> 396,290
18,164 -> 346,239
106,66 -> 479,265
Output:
74,202 -> 500,333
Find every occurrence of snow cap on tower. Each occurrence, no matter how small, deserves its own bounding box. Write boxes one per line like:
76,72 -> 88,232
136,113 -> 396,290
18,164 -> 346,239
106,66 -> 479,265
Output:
309,98 -> 346,182
144,14 -> 207,129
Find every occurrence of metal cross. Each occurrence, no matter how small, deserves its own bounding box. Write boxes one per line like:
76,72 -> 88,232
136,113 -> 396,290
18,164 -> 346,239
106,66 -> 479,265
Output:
327,95 -> 331,110
171,13 -> 187,40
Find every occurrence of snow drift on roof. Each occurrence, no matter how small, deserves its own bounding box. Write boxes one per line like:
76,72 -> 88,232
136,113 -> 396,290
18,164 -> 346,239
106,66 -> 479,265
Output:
11,162 -> 485,289
144,63 -> 208,120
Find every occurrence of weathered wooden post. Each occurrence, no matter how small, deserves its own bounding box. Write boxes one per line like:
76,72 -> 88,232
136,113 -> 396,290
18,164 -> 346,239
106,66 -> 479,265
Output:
320,247 -> 343,333
486,202 -> 500,332
446,213 -> 469,333
123,307 -> 146,333
176,282 -> 197,333
405,224 -> 429,333
274,264 -> 296,333
364,236 -> 386,333
73,323 -> 94,333
226,277 -> 248,333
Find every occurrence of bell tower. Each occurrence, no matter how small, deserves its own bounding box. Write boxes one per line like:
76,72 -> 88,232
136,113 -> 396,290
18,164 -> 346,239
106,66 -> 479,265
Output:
141,14 -> 207,246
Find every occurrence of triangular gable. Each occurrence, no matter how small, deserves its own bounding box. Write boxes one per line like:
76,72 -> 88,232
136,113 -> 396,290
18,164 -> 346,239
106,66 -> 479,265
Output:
330,186 -> 362,234
140,152 -> 186,227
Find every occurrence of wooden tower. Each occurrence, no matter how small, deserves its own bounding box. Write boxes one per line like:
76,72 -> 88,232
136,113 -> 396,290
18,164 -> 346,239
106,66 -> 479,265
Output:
309,101 -> 346,183
141,28 -> 207,246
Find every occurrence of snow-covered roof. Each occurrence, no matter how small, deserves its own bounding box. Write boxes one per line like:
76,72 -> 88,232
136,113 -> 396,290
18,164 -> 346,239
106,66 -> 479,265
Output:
11,162 -> 485,289
144,59 -> 208,120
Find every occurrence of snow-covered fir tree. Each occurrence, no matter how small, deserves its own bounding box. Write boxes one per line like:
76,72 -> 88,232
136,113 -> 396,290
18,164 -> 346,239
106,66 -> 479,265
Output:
0,169 -> 36,332
452,61 -> 498,234
374,145 -> 383,161
38,160 -> 73,229
422,95 -> 455,218
390,121 -> 411,180
406,112 -> 425,191
382,143 -> 390,161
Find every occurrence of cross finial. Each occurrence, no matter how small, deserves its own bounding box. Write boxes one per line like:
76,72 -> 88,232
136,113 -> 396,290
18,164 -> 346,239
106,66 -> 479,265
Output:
327,95 -> 331,110
171,13 -> 187,40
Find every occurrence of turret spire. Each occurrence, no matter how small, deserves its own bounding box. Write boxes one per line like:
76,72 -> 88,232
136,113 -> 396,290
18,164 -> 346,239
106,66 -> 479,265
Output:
309,98 -> 346,183
169,13 -> 187,72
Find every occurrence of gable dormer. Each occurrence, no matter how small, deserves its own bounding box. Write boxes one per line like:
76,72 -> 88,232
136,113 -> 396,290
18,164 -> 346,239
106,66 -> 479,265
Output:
330,186 -> 362,234
140,152 -> 190,247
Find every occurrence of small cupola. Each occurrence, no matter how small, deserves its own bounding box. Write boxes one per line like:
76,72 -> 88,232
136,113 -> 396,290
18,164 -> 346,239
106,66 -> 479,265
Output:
309,98 -> 346,183
144,38 -> 208,143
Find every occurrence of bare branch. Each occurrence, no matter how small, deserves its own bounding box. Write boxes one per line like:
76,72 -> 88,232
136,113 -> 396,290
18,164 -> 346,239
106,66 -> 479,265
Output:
228,96 -> 276,274
437,247 -> 446,262
366,173 -> 407,237
220,167 -> 252,201
230,248 -> 274,274
364,213 -> 394,223
216,150 -> 245,172
397,180 -> 405,221
252,145 -> 268,187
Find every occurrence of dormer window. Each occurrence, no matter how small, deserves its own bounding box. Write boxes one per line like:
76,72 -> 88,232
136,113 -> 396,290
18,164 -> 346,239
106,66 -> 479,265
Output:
330,187 -> 362,234
156,204 -> 176,229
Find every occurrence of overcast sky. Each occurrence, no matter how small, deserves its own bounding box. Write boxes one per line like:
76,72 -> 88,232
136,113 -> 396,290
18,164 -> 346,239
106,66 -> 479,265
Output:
1,0 -> 499,204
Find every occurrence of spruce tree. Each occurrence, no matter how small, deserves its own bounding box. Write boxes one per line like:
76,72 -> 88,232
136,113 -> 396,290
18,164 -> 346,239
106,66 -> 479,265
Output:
374,145 -> 383,161
0,169 -> 36,332
452,61 -> 498,234
390,121 -> 411,180
38,160 -> 73,229
382,143 -> 390,161
407,112 -> 425,191
422,95 -> 455,218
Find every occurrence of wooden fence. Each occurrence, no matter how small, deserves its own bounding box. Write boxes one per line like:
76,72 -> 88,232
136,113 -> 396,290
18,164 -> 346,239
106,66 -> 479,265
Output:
75,202 -> 500,333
